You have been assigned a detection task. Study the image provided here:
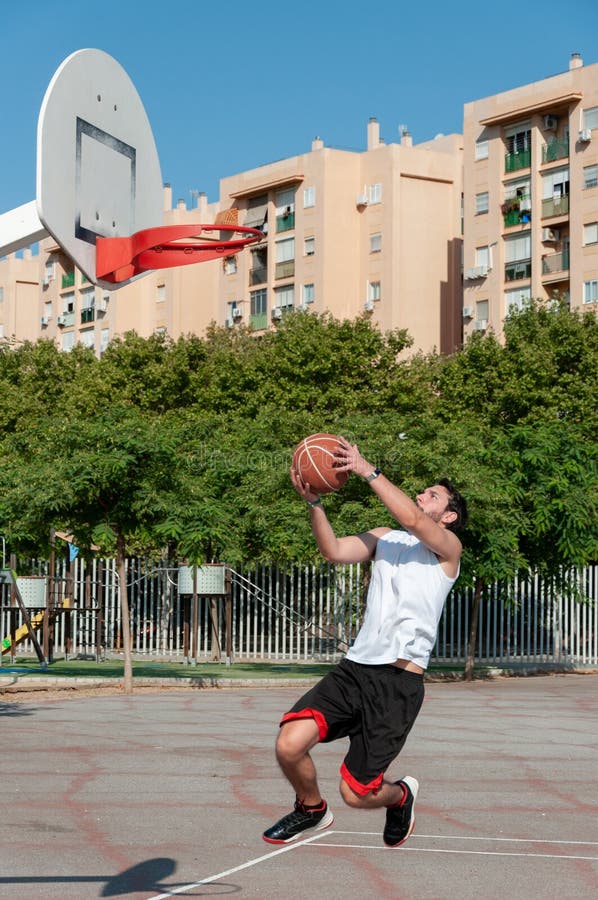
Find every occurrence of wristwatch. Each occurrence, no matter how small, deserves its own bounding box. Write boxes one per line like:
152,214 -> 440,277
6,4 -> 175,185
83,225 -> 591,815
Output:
365,468 -> 381,483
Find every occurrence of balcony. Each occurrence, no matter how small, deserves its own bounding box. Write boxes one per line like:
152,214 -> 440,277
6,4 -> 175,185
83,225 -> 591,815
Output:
505,259 -> 531,282
542,249 -> 570,276
249,266 -> 267,285
505,149 -> 531,173
501,196 -> 531,228
541,139 -> 569,164
81,307 -> 95,324
249,312 -> 268,331
276,211 -> 295,233
275,260 -> 295,279
542,195 -> 569,218
61,272 -> 75,289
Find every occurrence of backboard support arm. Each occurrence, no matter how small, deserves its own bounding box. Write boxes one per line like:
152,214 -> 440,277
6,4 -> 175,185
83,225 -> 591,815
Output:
0,200 -> 49,257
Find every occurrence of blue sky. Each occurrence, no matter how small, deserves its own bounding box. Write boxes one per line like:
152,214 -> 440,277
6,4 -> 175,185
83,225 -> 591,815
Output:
2,0 -> 598,217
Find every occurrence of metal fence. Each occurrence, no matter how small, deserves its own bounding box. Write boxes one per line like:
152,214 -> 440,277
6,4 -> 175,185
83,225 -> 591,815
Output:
1,558 -> 597,669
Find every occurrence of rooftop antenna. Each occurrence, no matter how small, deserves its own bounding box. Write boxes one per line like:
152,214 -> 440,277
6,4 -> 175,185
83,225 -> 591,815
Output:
398,123 -> 409,138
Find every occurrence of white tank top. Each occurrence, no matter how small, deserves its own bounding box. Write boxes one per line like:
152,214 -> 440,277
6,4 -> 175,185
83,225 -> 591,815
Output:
345,530 -> 458,669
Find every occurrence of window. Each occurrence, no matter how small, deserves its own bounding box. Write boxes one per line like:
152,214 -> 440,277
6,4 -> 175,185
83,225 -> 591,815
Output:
100,329 -> 110,354
156,284 -> 166,302
79,328 -> 95,349
583,280 -> 598,303
44,301 -> 52,319
475,246 -> 490,270
224,256 -> 237,275
369,183 -> 382,204
368,281 -> 381,302
276,237 -> 295,262
274,284 -> 294,310
584,223 -> 598,245
303,283 -> 315,304
505,124 -> 531,154
61,331 -> 75,352
303,186 -> 316,208
304,236 -> 315,256
0,324 -> 4,338
475,140 -> 489,161
62,291 -> 75,314
44,260 -> 55,283
584,165 -> 598,189
276,188 -> 295,232
80,288 -> 95,323
505,232 -> 531,263
475,192 -> 489,215
583,107 -> 598,131
542,167 -> 569,199
505,286 -> 531,313
476,299 -> 489,321
0,286 -> 4,302
370,232 -> 382,253
275,237 -> 295,278
250,288 -> 267,317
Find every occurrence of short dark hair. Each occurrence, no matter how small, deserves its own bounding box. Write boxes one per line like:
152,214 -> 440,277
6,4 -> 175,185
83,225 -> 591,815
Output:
438,478 -> 468,533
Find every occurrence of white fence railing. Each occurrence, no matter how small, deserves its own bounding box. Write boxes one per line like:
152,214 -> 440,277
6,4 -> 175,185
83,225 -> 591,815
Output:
2,559 -> 597,668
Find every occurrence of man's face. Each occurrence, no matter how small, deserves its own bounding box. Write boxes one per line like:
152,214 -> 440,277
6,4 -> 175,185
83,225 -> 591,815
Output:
416,485 -> 453,525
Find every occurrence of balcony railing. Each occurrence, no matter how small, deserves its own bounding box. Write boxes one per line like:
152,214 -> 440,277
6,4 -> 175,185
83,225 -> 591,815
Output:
542,139 -> 569,164
249,312 -> 268,331
275,260 -> 295,279
61,272 -> 75,289
81,308 -> 95,324
276,211 -> 295,233
249,266 -> 267,285
542,250 -> 570,275
542,195 -> 569,218
505,149 -> 531,172
501,196 -> 531,228
505,259 -> 532,282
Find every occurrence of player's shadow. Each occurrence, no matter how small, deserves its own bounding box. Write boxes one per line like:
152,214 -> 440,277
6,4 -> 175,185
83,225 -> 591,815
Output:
101,858 -> 239,896
0,700 -> 36,717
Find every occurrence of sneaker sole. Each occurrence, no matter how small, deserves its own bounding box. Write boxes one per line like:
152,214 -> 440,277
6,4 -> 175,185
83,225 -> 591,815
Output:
262,808 -> 334,844
384,776 -> 419,848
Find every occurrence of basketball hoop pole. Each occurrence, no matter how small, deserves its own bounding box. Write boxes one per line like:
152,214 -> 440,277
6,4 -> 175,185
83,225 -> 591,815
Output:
96,223 -> 265,284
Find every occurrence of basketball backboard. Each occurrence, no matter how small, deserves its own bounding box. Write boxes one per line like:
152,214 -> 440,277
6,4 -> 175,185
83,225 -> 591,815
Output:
36,48 -> 163,289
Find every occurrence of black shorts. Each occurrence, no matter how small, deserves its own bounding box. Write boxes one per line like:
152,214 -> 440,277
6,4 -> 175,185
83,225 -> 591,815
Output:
280,657 -> 424,795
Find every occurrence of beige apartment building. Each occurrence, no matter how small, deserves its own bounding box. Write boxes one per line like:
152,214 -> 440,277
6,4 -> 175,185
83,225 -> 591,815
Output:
463,52 -> 598,336
0,118 -> 464,357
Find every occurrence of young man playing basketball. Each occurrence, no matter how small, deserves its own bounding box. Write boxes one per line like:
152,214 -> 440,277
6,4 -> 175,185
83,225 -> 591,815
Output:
263,436 -> 467,848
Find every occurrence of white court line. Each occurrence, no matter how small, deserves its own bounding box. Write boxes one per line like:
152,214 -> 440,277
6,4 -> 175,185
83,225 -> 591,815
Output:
316,842 -> 598,861
147,831 -> 330,900
148,830 -> 598,898
333,831 -> 598,846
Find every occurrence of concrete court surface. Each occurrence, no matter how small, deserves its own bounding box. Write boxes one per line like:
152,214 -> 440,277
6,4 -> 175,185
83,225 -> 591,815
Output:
1,673 -> 597,900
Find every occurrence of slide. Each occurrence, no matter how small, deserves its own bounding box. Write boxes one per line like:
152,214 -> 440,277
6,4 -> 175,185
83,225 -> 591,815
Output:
1,609 -> 45,654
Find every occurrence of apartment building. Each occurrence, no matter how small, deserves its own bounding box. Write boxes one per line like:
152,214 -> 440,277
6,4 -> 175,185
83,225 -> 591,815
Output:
463,52 -> 598,336
0,118 -> 464,357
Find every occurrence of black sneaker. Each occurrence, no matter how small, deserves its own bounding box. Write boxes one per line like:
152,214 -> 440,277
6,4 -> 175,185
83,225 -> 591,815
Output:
383,776 -> 419,847
262,799 -> 333,844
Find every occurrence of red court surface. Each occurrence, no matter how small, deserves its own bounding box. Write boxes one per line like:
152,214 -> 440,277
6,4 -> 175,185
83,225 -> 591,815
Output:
1,673 -> 597,899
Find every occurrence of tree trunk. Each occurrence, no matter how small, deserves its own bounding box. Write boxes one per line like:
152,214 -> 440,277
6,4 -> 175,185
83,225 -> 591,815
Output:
116,533 -> 133,694
464,576 -> 485,682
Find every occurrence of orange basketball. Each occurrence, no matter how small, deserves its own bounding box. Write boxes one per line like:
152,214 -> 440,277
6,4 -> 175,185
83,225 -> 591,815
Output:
292,433 -> 349,495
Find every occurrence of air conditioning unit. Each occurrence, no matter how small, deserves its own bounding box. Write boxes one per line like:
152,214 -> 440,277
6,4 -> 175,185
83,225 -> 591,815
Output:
224,316 -> 234,328
363,299 -> 375,312
297,303 -> 308,311
96,298 -> 108,313
462,306 -> 474,319
231,307 -> 243,319
56,315 -> 67,326
356,194 -> 369,208
40,315 -> 50,326
42,276 -> 50,288
543,114 -> 558,131
271,308 -> 283,320
579,129 -> 592,142
473,319 -> 488,332
464,266 -> 489,280
541,227 -> 559,242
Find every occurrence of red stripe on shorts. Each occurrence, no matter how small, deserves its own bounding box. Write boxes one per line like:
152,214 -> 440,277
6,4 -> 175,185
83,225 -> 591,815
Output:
340,761 -> 383,796
280,708 -> 329,740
